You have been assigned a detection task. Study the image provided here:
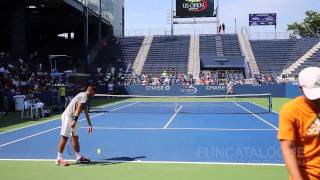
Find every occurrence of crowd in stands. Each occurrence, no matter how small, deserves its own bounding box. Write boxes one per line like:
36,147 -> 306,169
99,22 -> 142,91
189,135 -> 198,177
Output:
198,71 -> 244,85
254,74 -> 278,84
123,72 -> 194,86
0,48 -> 295,115
0,52 -> 53,114
93,67 -> 194,86
93,65 -> 248,86
0,52 -> 81,115
0,52 -> 53,95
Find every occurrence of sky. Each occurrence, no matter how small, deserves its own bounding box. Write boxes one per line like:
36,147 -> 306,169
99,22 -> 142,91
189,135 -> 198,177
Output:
124,0 -> 320,36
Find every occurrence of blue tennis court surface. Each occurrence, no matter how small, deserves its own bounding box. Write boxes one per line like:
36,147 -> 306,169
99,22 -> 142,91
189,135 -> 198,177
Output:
0,101 -> 283,165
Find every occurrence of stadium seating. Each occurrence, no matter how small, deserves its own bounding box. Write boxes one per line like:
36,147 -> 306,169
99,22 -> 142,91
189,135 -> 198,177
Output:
141,35 -> 190,76
292,50 -> 320,75
78,33 -> 320,80
221,34 -> 242,56
200,34 -> 217,56
119,36 -> 145,72
250,38 -> 320,74
91,36 -> 144,74
200,34 -> 242,57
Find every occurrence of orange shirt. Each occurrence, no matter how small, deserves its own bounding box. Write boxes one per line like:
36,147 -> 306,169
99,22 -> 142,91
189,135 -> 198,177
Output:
278,96 -> 320,180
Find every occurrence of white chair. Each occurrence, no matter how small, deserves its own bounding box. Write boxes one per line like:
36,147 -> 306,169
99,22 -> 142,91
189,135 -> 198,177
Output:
21,100 -> 35,119
34,102 -> 45,118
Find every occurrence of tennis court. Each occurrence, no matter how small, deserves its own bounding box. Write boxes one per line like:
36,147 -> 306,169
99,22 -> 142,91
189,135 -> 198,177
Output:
0,94 -> 283,166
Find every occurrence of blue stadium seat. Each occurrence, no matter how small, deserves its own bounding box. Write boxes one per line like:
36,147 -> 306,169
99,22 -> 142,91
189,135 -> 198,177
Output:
141,35 -> 190,76
250,38 -> 320,74
292,50 -> 320,75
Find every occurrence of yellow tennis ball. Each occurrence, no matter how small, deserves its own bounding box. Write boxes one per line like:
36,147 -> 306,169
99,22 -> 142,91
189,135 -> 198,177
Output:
97,148 -> 101,155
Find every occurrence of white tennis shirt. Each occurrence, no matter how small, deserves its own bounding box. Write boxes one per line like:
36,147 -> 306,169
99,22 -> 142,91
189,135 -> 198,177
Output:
62,92 -> 88,118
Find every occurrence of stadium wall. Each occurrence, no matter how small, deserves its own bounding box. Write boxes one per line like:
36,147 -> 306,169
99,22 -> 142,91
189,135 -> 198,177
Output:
119,84 -> 302,98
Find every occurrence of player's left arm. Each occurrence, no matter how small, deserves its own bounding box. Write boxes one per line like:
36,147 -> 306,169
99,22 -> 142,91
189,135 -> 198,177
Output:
84,105 -> 93,134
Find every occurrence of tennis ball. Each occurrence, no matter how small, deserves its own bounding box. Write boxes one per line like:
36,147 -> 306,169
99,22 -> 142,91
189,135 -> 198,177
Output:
96,148 -> 101,155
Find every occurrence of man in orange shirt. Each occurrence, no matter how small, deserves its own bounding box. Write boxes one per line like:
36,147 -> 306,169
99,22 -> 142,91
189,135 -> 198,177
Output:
278,67 -> 320,180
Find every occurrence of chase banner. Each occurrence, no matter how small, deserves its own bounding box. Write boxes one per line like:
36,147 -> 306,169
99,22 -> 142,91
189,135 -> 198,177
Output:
176,0 -> 215,18
123,84 -> 288,97
249,13 -> 277,26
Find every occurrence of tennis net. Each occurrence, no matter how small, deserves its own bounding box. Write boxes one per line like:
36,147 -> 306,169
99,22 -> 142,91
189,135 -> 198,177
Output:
89,93 -> 272,114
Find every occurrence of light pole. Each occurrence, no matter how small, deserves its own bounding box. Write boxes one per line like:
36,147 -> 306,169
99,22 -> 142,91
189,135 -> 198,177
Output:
171,0 -> 174,36
83,0 -> 89,72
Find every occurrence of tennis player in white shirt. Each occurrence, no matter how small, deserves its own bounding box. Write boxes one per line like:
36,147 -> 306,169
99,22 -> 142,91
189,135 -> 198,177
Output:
56,85 -> 96,166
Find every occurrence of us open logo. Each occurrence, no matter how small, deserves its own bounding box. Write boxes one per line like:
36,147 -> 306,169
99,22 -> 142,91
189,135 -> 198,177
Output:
180,85 -> 198,95
182,0 -> 209,12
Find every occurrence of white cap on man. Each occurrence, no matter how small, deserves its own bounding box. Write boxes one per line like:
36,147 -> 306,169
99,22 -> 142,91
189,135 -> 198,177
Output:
299,67 -> 320,100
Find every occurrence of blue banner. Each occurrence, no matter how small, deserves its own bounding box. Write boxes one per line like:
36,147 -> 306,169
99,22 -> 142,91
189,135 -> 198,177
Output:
249,13 -> 277,26
124,84 -> 287,97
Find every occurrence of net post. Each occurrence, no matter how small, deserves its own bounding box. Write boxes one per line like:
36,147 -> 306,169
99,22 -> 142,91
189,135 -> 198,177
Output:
268,93 -> 272,112
175,96 -> 179,113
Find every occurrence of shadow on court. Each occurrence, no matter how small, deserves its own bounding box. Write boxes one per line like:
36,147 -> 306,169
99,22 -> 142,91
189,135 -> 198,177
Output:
73,156 -> 146,166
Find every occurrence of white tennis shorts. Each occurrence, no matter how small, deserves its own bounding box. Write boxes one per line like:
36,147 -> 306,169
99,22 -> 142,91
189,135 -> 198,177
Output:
60,114 -> 80,137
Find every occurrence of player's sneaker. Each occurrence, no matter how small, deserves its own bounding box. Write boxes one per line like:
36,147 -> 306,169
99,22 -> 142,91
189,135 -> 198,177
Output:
55,159 -> 70,166
76,156 -> 91,164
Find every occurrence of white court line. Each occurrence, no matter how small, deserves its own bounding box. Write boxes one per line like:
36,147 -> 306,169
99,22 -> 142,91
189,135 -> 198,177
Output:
0,102 -> 137,148
109,102 -> 139,112
248,101 -> 279,114
0,118 -> 60,136
93,99 -> 129,109
0,113 -> 104,148
0,127 -> 60,148
0,100 -> 129,136
163,105 -> 183,129
81,127 -> 277,131
0,158 -> 285,166
233,102 -> 279,130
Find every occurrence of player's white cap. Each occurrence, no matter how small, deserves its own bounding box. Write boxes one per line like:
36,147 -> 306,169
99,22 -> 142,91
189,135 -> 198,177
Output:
299,67 -> 320,100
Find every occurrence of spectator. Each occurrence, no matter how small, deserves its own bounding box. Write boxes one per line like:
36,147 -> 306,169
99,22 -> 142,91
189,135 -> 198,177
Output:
59,85 -> 66,107
97,67 -> 102,75
218,24 -> 222,34
38,63 -> 43,72
108,81 -> 114,94
0,81 -> 8,115
171,68 -> 176,76
222,23 -> 226,33
0,81 -> 4,114
0,65 -> 5,73
111,65 -> 115,76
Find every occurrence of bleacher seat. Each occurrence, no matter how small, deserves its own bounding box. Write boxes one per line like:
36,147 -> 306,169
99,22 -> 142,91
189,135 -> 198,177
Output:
119,36 -> 145,72
292,50 -> 320,75
141,35 -> 190,76
200,34 -> 242,57
250,38 -> 320,74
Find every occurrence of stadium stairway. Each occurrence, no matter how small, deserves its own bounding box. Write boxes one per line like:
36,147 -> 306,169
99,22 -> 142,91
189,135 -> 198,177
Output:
238,28 -> 260,75
132,36 -> 153,74
188,35 -> 200,79
215,35 -> 224,56
281,40 -> 320,76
